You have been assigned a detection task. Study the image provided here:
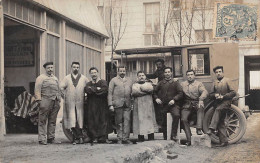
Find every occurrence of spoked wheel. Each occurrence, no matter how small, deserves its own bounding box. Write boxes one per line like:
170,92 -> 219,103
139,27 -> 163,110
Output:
62,120 -> 90,143
203,104 -> 247,144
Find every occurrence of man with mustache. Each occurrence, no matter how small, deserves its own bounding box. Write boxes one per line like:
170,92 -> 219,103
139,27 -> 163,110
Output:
60,62 -> 89,145
35,62 -> 61,145
108,66 -> 133,144
181,70 -> 208,146
154,67 -> 183,141
85,67 -> 112,144
132,71 -> 158,142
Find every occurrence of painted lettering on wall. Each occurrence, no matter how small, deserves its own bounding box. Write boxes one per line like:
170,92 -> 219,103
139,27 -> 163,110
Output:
4,41 -> 34,67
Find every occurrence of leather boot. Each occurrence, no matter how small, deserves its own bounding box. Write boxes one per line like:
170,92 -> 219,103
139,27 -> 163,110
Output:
196,129 -> 203,135
148,133 -> 154,140
138,135 -> 145,142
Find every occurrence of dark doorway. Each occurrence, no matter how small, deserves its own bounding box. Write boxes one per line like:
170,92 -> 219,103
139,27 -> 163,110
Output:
4,18 -> 39,133
245,56 -> 260,110
105,61 -> 117,82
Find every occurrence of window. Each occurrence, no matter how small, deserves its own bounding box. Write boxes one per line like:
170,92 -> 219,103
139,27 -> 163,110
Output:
97,6 -> 104,19
97,0 -> 104,19
171,9 -> 181,20
86,32 -> 102,50
46,35 -> 59,76
138,60 -> 157,74
195,0 -> 214,9
144,3 -> 160,46
148,60 -> 156,74
127,61 -> 137,72
47,14 -> 60,34
139,60 -> 147,73
3,0 -> 42,27
66,42 -> 84,74
171,0 -> 181,20
188,48 -> 210,75
195,29 -> 216,43
172,49 -> 182,77
66,24 -> 83,43
250,71 -> 260,89
171,0 -> 180,8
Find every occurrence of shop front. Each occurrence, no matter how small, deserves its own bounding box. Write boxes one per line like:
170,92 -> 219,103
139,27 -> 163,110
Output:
0,0 -> 108,138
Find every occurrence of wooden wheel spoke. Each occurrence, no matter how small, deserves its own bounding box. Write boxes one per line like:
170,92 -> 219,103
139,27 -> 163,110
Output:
228,124 -> 239,128
227,127 -> 236,134
228,113 -> 235,120
226,129 -> 230,137
229,118 -> 239,123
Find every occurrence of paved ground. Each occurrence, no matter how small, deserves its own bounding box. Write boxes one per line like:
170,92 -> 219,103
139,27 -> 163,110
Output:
0,113 -> 260,163
0,132 -> 173,163
207,113 -> 260,163
150,113 -> 260,163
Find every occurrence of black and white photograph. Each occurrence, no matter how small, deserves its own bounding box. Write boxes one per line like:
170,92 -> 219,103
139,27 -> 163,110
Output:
0,0 -> 260,162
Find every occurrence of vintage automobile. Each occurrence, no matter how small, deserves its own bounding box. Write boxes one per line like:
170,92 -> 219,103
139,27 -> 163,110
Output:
63,43 -> 250,144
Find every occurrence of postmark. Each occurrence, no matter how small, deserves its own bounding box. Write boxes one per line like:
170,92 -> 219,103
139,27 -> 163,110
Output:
213,3 -> 258,40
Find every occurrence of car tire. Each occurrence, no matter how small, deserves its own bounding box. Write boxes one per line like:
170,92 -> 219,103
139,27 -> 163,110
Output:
203,104 -> 247,144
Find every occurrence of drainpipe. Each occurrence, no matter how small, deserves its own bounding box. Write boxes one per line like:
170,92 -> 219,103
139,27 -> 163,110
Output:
0,0 -> 5,141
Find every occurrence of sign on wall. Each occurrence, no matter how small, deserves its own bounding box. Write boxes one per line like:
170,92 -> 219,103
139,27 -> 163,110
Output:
213,3 -> 258,40
4,41 -> 34,67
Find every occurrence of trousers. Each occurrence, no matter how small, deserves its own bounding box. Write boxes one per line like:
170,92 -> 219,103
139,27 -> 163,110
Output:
115,107 -> 131,141
159,104 -> 180,139
38,98 -> 60,141
209,100 -> 231,143
181,101 -> 204,141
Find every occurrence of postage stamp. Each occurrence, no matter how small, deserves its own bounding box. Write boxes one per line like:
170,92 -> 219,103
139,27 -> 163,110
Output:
213,3 -> 258,40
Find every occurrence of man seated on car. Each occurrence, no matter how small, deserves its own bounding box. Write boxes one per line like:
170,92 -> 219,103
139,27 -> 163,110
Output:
207,66 -> 236,147
181,69 -> 208,146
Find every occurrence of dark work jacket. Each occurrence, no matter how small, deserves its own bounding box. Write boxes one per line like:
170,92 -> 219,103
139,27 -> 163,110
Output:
153,78 -> 183,105
146,65 -> 166,82
209,77 -> 236,101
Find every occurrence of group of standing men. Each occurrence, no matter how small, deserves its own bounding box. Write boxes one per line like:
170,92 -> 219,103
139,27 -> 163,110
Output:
34,59 -> 236,147
35,62 -> 112,145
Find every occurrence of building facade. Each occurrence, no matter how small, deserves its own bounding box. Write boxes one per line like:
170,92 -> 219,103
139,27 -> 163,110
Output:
97,0 -> 260,109
0,0 -> 108,139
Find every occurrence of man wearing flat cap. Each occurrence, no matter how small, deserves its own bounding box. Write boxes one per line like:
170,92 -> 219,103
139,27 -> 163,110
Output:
207,66 -> 236,147
35,62 -> 61,145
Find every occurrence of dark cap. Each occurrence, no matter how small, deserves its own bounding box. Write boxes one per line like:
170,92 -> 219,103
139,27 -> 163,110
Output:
213,66 -> 223,72
43,62 -> 53,68
154,58 -> 164,64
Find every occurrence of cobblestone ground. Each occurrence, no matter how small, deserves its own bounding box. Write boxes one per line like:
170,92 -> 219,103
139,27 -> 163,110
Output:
208,113 -> 260,163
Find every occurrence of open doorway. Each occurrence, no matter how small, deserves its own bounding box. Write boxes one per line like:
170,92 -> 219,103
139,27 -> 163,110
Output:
4,18 -> 40,133
245,56 -> 260,111
105,61 -> 118,82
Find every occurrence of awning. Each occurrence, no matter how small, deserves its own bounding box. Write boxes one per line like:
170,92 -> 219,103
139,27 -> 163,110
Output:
115,43 -> 212,55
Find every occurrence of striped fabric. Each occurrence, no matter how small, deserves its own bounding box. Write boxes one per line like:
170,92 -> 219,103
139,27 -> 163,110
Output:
12,91 -> 39,124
